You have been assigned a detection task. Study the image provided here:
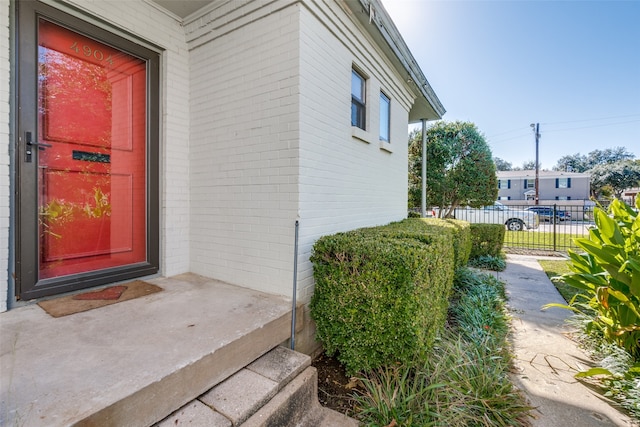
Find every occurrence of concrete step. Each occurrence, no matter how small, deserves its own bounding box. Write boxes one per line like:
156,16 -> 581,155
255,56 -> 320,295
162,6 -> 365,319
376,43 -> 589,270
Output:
1,274 -> 292,427
242,364 -> 360,427
157,346 -> 360,427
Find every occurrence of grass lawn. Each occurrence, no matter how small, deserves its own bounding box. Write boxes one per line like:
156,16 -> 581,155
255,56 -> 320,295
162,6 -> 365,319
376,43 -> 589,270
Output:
504,230 -> 582,252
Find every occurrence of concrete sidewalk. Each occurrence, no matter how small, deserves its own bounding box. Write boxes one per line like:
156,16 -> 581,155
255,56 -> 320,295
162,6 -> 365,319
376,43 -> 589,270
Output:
501,254 -> 638,427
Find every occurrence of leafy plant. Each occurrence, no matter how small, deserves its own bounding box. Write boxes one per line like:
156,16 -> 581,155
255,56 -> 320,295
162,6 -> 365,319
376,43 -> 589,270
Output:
565,313 -> 640,419
468,255 -> 506,271
355,269 -> 531,426
545,198 -> 640,359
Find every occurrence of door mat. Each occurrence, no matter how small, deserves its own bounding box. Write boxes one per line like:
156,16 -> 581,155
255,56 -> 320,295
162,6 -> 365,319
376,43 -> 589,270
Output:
37,280 -> 162,318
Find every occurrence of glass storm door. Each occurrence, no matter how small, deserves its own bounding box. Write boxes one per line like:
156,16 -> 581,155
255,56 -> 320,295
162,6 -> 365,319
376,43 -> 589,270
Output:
17,2 -> 159,300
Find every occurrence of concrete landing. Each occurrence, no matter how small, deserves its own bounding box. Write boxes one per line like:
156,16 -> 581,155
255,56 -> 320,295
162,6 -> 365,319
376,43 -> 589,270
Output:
0,273 -> 292,427
501,255 -> 638,427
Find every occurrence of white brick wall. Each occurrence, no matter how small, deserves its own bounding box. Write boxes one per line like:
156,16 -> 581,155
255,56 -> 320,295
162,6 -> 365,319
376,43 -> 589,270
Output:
0,0 -> 10,312
295,0 -> 415,303
185,0 -> 417,301
187,1 -> 301,296
1,0 -> 426,310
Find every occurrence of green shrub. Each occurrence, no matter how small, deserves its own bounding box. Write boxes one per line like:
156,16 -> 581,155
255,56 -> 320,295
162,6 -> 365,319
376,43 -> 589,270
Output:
310,224 -> 455,375
375,218 -> 470,268
350,218 -> 469,269
546,198 -> 640,359
467,254 -> 506,271
469,223 -> 505,259
355,269 -> 531,426
421,218 -> 471,268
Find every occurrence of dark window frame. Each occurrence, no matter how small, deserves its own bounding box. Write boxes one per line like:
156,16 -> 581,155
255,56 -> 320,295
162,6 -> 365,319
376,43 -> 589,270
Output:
556,177 -> 571,188
351,69 -> 366,130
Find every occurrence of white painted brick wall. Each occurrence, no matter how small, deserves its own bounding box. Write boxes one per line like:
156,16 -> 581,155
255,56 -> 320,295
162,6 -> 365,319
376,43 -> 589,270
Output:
0,0 -> 10,312
295,0 -> 416,303
1,0 -> 428,310
188,2 -> 301,297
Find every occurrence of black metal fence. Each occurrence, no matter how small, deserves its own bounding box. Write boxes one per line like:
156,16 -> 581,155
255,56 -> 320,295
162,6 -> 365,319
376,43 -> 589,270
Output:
413,203 -> 601,254
500,203 -> 594,253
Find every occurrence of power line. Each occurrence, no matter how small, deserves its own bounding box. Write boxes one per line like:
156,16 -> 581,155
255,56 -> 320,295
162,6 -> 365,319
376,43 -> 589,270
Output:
541,113 -> 640,126
543,119 -> 640,133
486,126 -> 530,139
489,132 -> 536,144
488,117 -> 640,144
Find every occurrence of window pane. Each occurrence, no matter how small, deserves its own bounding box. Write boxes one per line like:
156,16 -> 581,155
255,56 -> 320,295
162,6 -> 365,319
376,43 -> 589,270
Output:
379,92 -> 390,141
351,69 -> 365,129
351,103 -> 359,127
37,19 -> 148,279
351,70 -> 364,101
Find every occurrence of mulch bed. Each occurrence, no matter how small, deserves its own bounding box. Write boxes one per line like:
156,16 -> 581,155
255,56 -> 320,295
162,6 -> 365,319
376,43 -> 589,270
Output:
311,352 -> 363,417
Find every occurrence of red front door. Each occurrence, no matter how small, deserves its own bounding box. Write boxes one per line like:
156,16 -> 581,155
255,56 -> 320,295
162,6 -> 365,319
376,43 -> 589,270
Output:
37,20 -> 147,279
17,2 -> 159,300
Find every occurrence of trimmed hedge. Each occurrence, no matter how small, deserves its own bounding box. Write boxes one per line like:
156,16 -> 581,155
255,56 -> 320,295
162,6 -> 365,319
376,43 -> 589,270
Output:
469,223 -> 505,259
310,220 -> 457,375
356,218 -> 470,269
417,218 -> 471,268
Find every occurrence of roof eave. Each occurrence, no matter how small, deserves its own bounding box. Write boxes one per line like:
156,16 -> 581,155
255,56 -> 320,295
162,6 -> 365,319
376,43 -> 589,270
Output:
344,0 -> 446,122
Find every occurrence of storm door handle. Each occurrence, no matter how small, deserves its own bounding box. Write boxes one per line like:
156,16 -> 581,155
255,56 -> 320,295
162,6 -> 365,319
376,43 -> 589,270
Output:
25,131 -> 52,162
26,131 -> 52,149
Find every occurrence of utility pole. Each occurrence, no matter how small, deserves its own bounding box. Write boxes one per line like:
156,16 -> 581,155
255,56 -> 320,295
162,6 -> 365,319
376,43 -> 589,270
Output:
530,123 -> 540,205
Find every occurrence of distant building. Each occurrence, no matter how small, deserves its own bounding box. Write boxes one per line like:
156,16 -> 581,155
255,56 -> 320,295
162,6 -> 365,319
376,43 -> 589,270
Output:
622,188 -> 639,206
497,170 -> 590,203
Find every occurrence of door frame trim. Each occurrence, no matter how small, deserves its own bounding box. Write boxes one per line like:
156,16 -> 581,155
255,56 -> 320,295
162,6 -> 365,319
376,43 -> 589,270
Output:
15,0 -> 160,301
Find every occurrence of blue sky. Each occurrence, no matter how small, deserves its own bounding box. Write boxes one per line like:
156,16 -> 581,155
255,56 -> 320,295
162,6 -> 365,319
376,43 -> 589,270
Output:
381,0 -> 640,170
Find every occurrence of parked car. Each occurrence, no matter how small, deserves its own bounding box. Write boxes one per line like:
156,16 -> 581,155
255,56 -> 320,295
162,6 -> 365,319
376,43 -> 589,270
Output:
526,206 -> 571,222
432,202 -> 539,231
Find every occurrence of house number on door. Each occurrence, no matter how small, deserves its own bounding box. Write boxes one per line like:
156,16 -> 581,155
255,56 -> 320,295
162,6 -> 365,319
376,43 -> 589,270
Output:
69,41 -> 114,65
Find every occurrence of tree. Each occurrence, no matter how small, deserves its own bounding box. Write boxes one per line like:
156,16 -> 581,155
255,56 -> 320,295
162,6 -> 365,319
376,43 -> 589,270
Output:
409,121 -> 497,217
493,157 -> 512,171
586,147 -> 634,167
521,160 -> 537,170
554,153 -> 587,172
590,160 -> 640,199
553,147 -> 635,172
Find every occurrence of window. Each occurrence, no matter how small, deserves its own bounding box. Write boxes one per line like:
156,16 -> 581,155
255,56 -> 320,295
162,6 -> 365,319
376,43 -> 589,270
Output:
498,179 -> 510,189
498,196 -> 511,200
556,177 -> 571,188
524,179 -> 535,189
351,69 -> 366,129
379,92 -> 390,142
